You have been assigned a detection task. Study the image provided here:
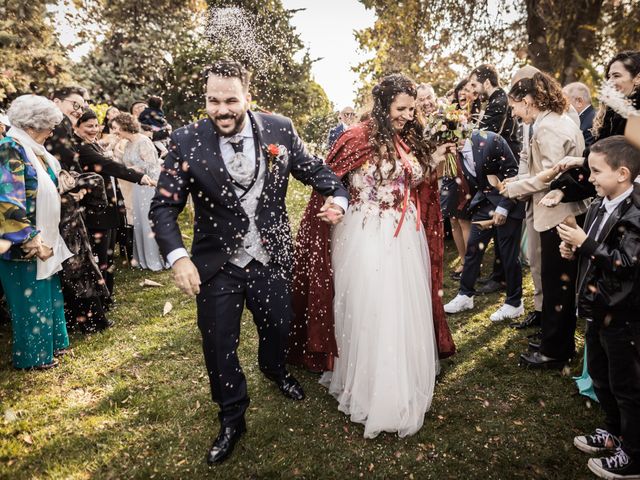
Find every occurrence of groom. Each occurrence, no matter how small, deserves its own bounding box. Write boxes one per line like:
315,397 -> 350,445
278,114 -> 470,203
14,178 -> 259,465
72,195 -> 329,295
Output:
149,59 -> 348,464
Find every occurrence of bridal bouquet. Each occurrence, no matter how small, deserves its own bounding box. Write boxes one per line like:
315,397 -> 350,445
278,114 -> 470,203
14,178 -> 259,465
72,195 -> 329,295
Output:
424,101 -> 475,177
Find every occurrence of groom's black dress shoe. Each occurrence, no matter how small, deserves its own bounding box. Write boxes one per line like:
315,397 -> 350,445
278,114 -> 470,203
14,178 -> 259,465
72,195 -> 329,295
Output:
277,375 -> 305,401
519,351 -> 568,370
206,421 -> 246,465
511,311 -> 541,329
476,279 -> 506,294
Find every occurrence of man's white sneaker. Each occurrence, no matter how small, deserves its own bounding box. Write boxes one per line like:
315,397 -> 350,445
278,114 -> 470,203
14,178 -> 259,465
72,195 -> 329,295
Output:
444,294 -> 474,314
490,302 -> 524,322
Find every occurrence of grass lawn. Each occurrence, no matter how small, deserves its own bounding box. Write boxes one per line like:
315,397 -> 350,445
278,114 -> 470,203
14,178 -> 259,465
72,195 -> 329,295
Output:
0,179 -> 600,479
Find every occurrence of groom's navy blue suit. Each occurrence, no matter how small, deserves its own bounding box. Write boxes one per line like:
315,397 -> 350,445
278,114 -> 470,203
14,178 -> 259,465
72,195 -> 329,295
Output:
150,111 -> 348,428
458,130 -> 525,307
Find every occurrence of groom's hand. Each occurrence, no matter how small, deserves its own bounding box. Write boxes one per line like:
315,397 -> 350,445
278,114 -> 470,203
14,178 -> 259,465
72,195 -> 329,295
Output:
317,196 -> 345,225
172,257 -> 201,297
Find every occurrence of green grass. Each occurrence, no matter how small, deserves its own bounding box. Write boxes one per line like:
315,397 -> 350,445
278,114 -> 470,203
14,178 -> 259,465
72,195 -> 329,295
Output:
0,180 -> 600,479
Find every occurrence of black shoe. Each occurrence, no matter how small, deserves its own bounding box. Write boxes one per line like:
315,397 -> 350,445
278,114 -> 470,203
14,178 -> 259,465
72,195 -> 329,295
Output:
574,428 -> 621,454
511,311 -> 541,329
519,351 -> 568,370
588,448 -> 640,479
206,420 -> 246,465
476,279 -> 505,294
528,340 -> 541,350
277,375 -> 305,401
527,330 -> 542,340
450,270 -> 462,280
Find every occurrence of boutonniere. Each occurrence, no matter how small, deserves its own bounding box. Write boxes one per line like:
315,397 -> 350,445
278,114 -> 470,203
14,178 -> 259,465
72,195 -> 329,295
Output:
266,143 -> 282,171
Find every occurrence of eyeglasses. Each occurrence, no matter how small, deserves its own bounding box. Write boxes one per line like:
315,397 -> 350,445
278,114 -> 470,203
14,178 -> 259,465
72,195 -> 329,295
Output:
343,113 -> 356,118
63,99 -> 85,111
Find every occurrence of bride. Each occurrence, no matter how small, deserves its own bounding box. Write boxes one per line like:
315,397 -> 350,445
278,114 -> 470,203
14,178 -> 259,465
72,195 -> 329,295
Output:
290,74 -> 455,438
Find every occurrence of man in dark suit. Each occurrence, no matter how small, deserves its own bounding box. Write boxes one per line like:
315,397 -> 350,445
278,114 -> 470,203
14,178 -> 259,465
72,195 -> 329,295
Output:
149,59 -> 349,465
443,131 -> 525,321
467,64 -> 523,294
563,82 -> 596,147
326,106 -> 356,150
46,86 -> 88,171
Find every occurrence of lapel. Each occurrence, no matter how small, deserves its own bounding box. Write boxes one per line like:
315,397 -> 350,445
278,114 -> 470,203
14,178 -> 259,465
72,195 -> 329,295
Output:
598,195 -> 633,243
197,117 -> 244,213
472,138 -> 485,187
459,149 -> 477,189
248,111 -> 272,215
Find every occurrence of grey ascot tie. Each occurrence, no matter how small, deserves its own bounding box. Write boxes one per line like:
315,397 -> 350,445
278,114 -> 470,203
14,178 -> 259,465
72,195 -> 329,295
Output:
226,135 -> 255,189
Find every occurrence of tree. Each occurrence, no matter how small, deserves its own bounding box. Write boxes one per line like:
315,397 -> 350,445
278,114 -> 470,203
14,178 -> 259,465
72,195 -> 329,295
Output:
73,0 -> 206,109
0,1 -> 74,106
354,0 -> 640,99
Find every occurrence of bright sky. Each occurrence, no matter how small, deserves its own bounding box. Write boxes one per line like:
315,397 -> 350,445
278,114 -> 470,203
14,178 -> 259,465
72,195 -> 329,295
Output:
281,0 -> 376,109
54,1 -> 374,110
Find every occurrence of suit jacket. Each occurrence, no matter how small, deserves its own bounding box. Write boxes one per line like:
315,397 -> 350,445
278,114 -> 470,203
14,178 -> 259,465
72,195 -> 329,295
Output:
575,184 -> 640,323
149,111 -> 349,283
75,138 -> 144,230
326,123 -> 345,150
45,116 -> 81,172
505,111 -> 589,232
480,88 -> 522,157
579,105 -> 596,147
462,131 -> 525,220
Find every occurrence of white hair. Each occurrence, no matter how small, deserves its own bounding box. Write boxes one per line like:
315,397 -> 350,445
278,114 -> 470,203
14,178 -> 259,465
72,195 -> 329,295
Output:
563,82 -> 592,103
7,95 -> 63,131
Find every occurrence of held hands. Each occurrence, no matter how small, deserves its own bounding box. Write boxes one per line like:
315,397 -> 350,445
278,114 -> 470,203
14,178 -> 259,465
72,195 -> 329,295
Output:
22,234 -> 54,261
559,240 -> 576,260
68,188 -> 87,202
557,223 -> 587,248
140,175 -> 157,187
172,257 -> 201,297
539,189 -> 565,207
317,196 -> 345,225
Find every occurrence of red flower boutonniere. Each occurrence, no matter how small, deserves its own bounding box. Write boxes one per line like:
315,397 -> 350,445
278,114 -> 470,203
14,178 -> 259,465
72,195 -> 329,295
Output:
266,143 -> 281,171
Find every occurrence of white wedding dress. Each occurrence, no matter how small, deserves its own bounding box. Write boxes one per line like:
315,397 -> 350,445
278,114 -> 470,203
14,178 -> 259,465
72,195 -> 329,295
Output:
320,156 -> 439,438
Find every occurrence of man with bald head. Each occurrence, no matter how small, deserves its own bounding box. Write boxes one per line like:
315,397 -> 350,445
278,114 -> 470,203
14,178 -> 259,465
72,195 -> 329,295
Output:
417,83 -> 437,118
327,106 -> 356,150
563,82 -> 595,147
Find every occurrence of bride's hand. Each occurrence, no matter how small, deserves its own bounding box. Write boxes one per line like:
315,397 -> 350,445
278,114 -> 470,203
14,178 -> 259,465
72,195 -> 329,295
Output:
432,142 -> 457,165
317,196 -> 345,225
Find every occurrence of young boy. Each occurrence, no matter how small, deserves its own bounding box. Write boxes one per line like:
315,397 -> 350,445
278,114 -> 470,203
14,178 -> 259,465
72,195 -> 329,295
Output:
557,135 -> 640,479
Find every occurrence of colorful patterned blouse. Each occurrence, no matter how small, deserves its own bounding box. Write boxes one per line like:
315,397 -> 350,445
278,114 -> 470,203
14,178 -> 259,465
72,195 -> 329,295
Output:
0,137 -> 56,260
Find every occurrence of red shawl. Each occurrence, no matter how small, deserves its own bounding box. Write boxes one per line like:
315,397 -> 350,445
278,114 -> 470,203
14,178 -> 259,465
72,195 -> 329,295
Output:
288,122 -> 456,372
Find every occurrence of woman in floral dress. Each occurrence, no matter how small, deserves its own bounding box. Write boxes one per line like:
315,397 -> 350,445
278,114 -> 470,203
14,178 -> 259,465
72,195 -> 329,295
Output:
291,74 -> 455,438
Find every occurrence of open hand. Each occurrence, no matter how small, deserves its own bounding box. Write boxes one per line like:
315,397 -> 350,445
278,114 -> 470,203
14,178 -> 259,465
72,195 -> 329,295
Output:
539,189 -> 565,207
317,196 -> 345,225
172,257 -> 201,297
557,223 -> 587,248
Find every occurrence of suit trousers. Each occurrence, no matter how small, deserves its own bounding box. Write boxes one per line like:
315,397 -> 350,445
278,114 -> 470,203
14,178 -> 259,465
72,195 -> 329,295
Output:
539,219 -> 583,360
196,260 -> 291,427
587,318 -> 640,461
89,228 -> 116,297
460,215 -> 523,306
525,203 -> 543,312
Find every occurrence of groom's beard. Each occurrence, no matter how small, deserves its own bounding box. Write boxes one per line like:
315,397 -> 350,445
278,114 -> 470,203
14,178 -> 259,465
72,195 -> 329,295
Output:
212,113 -> 246,138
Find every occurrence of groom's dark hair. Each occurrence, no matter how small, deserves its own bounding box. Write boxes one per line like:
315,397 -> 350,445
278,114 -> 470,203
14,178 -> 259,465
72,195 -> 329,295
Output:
201,59 -> 251,92
470,64 -> 500,87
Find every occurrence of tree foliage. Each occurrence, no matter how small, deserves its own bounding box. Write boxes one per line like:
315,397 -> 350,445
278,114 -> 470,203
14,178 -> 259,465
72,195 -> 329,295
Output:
0,1 -> 75,106
355,0 -> 640,99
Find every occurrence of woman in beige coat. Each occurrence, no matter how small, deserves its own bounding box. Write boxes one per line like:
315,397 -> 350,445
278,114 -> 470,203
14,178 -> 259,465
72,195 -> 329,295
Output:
501,72 -> 589,369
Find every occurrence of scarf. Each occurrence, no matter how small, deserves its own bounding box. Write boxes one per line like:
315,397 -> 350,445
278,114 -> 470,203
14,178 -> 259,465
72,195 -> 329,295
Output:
7,127 -> 73,280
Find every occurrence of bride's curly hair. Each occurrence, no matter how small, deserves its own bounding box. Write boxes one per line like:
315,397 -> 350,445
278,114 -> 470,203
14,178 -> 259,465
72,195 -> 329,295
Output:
369,74 -> 433,182
508,72 -> 567,114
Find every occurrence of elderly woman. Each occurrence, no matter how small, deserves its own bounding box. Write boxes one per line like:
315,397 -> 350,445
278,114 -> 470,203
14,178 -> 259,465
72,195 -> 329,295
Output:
0,95 -> 73,370
111,113 -> 164,271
